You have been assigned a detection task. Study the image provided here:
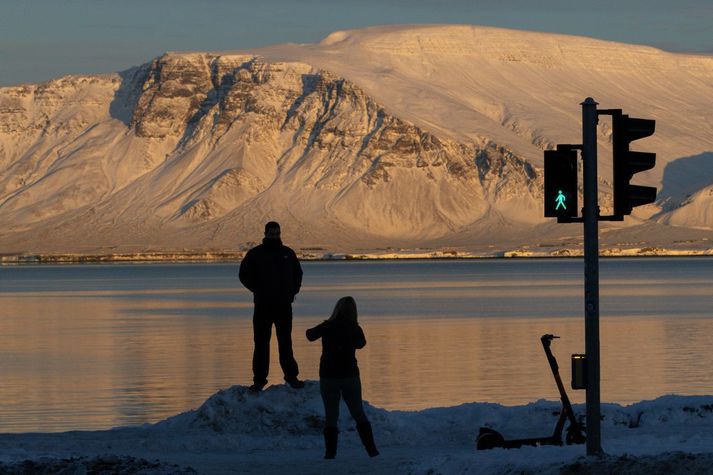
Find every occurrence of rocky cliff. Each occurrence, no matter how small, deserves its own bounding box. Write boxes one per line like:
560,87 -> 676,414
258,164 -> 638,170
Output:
0,51 -> 541,254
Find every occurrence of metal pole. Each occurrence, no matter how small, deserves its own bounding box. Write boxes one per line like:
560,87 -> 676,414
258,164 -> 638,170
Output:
581,97 -> 602,456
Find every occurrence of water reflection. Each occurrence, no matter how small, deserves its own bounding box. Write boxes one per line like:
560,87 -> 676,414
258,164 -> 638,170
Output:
0,259 -> 711,432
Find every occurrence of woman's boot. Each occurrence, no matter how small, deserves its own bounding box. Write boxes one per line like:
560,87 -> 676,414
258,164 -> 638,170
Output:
356,422 -> 379,457
324,426 -> 338,459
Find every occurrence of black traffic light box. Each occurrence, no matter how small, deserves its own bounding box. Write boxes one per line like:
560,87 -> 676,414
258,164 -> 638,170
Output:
612,113 -> 656,216
544,149 -> 578,218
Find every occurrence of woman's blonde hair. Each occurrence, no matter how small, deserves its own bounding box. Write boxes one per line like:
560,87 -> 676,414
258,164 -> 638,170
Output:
328,296 -> 358,323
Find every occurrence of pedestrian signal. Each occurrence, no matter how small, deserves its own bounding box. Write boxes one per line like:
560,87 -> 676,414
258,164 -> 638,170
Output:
544,149 -> 578,218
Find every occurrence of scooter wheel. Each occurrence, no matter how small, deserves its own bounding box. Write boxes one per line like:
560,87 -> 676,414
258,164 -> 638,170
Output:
476,428 -> 505,450
565,426 -> 586,445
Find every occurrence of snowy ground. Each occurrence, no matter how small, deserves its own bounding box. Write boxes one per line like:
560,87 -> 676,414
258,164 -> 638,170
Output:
1,382 -> 712,474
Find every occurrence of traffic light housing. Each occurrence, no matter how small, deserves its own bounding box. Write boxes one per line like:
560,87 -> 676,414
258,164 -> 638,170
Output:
544,148 -> 578,218
612,113 -> 656,215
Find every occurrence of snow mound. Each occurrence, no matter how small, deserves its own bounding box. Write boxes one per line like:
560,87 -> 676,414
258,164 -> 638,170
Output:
154,383 -> 713,451
158,382 -> 326,435
156,381 -> 390,438
457,395 -> 713,442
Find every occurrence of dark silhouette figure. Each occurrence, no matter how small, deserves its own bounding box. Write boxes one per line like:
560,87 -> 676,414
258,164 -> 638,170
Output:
306,296 -> 379,459
239,221 -> 304,391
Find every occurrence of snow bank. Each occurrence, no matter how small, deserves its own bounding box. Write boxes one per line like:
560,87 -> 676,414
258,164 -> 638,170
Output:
2,382 -> 713,474
158,383 -> 713,443
149,383 -> 713,460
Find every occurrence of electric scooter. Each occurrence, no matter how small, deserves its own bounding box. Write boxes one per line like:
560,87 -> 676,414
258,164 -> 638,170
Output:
476,334 -> 586,450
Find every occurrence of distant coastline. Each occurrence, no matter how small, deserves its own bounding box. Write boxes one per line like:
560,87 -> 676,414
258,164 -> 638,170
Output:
2,247 -> 712,264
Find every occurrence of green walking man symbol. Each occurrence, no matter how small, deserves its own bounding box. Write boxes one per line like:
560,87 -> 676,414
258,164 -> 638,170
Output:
555,190 -> 567,210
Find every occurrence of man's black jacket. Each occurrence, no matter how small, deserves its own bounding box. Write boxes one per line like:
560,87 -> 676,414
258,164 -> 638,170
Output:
239,238 -> 303,304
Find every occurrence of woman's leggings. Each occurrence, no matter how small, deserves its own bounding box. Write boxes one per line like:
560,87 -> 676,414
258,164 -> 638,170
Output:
319,376 -> 368,427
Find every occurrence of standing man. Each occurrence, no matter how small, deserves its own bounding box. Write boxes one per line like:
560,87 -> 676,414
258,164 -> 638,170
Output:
239,221 -> 304,391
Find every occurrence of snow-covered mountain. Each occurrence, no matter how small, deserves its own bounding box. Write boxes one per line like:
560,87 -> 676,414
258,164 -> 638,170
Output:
1,25 -> 712,255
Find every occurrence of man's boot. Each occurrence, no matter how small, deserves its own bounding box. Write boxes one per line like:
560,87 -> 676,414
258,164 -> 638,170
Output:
286,377 -> 304,389
324,427 -> 338,459
356,422 -> 379,457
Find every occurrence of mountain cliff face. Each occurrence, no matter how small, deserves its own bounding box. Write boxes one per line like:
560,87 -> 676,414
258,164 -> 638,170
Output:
0,50 -> 540,253
0,25 -> 711,255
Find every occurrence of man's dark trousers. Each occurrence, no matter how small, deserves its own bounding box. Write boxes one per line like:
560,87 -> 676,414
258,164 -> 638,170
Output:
252,300 -> 299,386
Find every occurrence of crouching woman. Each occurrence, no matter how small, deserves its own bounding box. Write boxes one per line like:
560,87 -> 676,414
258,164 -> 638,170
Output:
306,296 -> 379,459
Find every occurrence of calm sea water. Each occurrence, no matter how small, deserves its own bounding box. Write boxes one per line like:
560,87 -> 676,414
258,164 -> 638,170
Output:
0,258 -> 712,433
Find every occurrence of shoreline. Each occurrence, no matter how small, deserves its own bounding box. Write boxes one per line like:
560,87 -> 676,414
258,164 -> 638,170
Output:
1,247 -> 712,264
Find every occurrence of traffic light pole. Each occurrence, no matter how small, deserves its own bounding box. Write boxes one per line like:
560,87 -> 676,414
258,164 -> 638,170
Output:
581,97 -> 602,456
546,98 -> 653,456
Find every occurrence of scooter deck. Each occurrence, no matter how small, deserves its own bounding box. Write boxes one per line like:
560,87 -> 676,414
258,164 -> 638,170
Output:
477,427 -> 564,450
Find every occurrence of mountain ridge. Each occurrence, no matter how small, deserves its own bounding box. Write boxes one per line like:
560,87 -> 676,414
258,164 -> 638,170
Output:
1,25 -> 712,255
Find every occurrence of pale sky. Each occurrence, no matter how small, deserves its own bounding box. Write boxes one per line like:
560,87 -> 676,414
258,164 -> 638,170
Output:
1,0 -> 711,86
